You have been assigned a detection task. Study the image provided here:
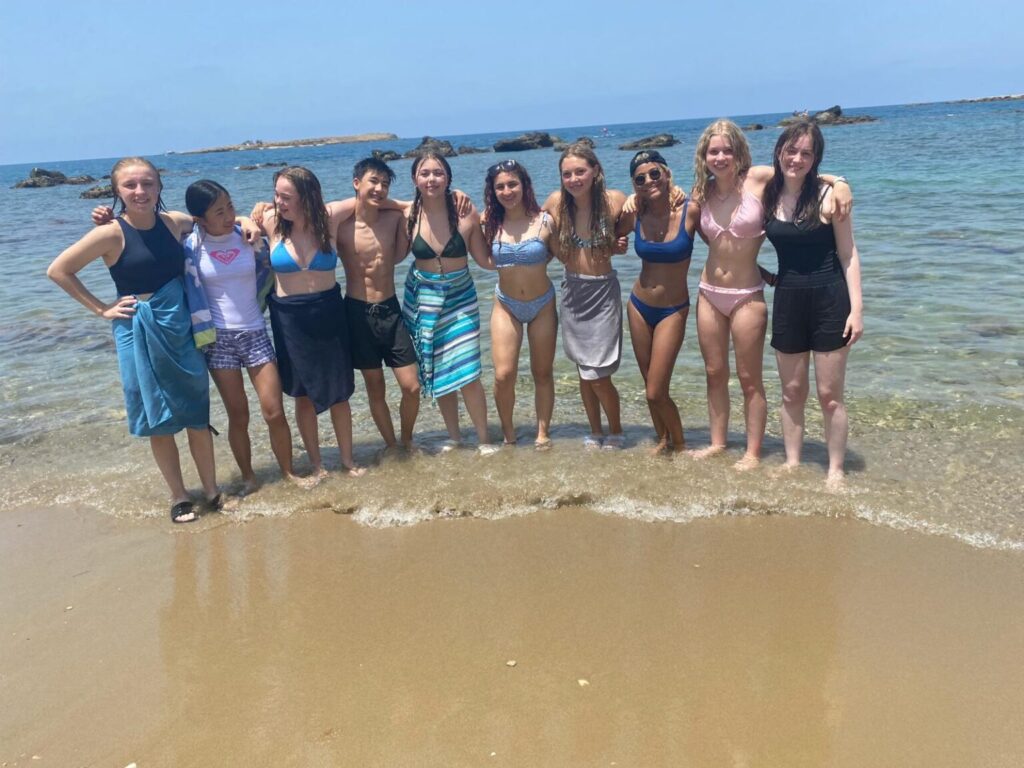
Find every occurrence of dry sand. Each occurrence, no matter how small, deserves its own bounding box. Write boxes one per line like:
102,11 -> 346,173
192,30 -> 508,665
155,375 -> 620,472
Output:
1,506 -> 1022,767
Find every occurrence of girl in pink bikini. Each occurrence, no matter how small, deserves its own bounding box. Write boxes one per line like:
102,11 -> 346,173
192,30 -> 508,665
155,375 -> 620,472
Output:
690,120 -> 851,469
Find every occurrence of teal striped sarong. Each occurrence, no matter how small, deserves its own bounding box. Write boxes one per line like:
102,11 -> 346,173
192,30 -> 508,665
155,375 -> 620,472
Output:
112,277 -> 210,437
402,266 -> 481,399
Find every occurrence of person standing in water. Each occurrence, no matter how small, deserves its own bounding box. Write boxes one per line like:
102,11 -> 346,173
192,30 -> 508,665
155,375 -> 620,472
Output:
335,157 -> 421,452
49,157 -> 222,523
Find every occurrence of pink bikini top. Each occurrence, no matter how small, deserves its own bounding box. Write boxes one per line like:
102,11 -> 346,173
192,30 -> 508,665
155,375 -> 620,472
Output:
701,190 -> 765,240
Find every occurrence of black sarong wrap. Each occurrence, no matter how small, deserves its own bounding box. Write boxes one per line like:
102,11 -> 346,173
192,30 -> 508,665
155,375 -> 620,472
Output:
268,283 -> 354,414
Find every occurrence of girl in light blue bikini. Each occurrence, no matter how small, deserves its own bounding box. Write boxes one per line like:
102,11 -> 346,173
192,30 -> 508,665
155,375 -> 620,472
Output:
482,160 -> 557,449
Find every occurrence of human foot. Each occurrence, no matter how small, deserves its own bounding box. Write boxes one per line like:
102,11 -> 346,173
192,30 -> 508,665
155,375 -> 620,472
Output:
732,453 -> 761,472
688,444 -> 726,460
825,469 -> 846,492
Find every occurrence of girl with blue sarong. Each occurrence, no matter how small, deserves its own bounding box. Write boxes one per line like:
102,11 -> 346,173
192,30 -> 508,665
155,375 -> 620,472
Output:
48,157 -> 222,523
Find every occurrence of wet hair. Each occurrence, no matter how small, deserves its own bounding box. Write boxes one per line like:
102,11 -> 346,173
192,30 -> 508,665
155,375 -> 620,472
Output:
555,143 -> 615,259
353,157 -> 396,184
184,179 -> 231,219
629,150 -> 673,219
762,119 -> 826,228
272,166 -> 333,253
109,156 -> 165,215
692,119 -> 752,205
406,152 -> 459,244
483,159 -> 541,244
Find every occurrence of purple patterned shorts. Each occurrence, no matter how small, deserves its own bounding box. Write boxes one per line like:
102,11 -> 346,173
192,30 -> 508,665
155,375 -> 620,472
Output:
204,328 -> 276,370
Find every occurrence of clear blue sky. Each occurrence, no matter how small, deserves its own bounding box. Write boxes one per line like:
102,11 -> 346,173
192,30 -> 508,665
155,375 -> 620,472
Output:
1,0 -> 1020,165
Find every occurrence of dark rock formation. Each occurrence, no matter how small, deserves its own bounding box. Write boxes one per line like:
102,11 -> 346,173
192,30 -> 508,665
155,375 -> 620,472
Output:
402,136 -> 457,159
236,162 -> 287,170
371,150 -> 401,162
80,184 -> 114,199
618,134 -> 679,150
779,105 -> 878,127
456,146 -> 491,155
493,132 -> 559,152
553,136 -> 596,151
13,168 -> 97,189
743,123 -> 766,131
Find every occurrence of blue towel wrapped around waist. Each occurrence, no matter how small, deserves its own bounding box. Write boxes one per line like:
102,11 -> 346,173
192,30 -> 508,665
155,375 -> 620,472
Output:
112,277 -> 211,437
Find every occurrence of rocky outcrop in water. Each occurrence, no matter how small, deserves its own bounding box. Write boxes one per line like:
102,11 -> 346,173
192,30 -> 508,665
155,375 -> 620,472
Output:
371,150 -> 401,162
743,123 -> 766,131
779,105 -> 878,127
402,136 -> 457,159
13,168 -> 97,189
236,162 -> 287,171
618,134 -> 679,150
553,136 -> 596,151
80,184 -> 114,199
493,132 -> 559,152
457,146 -> 490,154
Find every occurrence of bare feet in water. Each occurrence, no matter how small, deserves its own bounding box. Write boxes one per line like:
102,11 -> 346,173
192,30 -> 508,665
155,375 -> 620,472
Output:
825,469 -> 846,492
286,472 -> 321,490
343,465 -> 368,478
241,476 -> 261,496
688,444 -> 727,460
732,453 -> 761,472
770,461 -> 800,477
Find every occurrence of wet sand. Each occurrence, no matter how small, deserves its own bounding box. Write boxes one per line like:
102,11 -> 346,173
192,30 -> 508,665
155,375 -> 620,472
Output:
1,506 -> 1022,767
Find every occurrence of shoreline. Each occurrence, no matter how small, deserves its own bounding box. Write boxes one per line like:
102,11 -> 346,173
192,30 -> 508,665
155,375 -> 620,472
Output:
173,132 -> 399,155
2,505 -> 1021,765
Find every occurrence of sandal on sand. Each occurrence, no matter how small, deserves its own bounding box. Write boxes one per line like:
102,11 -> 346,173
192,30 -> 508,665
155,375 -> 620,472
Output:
583,435 -> 603,450
170,501 -> 196,524
602,434 -> 625,451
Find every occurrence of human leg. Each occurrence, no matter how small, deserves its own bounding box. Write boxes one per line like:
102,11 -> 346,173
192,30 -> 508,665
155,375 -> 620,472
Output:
391,363 -> 421,448
527,299 -> 557,446
491,299 -> 525,444
247,361 -> 300,483
730,296 -> 768,469
693,297 -> 732,457
628,299 -> 664,448
775,351 -> 811,468
210,368 -> 256,489
185,426 -> 219,500
328,400 -> 364,476
647,309 -> 688,452
362,367 -> 397,448
461,379 -> 491,446
814,346 -> 850,487
294,396 -> 324,476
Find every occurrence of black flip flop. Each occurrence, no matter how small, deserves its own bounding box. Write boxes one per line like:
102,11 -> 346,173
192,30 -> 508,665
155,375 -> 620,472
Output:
203,493 -> 223,512
170,500 -> 196,524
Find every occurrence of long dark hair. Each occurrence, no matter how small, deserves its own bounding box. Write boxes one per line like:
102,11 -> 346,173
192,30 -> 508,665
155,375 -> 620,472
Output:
272,166 -> 333,252
483,159 -> 541,243
555,143 -> 615,259
407,152 -> 459,243
110,157 -> 166,215
762,120 -> 826,228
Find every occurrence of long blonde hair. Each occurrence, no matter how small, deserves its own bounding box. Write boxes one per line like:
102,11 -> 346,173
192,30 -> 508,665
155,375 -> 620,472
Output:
692,119 -> 752,204
555,143 -> 615,259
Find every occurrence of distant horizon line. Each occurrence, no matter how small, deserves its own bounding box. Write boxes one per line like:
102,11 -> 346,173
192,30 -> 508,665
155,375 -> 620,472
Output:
4,93 -> 1021,169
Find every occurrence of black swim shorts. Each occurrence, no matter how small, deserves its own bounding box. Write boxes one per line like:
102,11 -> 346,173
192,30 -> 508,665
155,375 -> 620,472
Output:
344,294 -> 418,370
770,278 -> 852,354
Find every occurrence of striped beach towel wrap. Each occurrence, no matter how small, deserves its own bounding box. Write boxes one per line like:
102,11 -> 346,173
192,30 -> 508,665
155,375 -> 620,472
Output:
402,266 -> 482,399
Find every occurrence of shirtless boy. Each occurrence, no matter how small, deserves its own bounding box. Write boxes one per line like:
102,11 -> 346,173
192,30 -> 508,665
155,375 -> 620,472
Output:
336,158 -> 420,450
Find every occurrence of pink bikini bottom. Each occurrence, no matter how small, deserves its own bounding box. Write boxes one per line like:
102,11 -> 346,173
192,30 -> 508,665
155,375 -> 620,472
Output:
698,281 -> 765,318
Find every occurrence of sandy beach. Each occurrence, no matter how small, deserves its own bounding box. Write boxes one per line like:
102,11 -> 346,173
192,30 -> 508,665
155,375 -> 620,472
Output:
2,506 -> 1021,767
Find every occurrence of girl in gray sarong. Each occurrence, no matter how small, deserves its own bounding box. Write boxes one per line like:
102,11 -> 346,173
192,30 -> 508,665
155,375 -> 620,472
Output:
543,144 -> 631,450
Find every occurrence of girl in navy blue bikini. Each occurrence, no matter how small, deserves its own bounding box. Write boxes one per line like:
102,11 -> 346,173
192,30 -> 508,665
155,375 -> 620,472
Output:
619,150 -> 700,455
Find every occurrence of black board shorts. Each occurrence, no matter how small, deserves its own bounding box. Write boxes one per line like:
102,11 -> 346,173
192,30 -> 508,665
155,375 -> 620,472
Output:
771,278 -> 851,354
344,295 -> 418,370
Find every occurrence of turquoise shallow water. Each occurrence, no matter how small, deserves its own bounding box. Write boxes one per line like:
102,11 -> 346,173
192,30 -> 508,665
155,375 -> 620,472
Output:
1,101 -> 1021,549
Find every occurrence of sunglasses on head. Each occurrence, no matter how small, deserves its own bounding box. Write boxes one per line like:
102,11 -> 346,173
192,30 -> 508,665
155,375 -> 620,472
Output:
488,159 -> 519,176
632,168 -> 663,186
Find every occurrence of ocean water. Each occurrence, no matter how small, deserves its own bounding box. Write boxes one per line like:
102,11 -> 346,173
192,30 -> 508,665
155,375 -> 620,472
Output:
1,101 -> 1021,550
